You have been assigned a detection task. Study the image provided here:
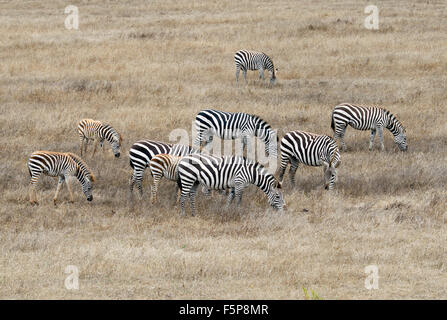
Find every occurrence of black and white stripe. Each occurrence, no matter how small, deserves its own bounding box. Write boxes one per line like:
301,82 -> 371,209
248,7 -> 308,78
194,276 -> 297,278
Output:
279,131 -> 341,190
27,151 -> 95,204
177,154 -> 285,216
331,103 -> 407,151
234,50 -> 277,84
194,109 -> 278,158
128,140 -> 200,196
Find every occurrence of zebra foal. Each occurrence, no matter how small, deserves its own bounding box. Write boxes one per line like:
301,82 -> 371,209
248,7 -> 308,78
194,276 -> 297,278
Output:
149,154 -> 182,204
129,140 -> 200,197
77,119 -> 122,158
27,151 -> 95,205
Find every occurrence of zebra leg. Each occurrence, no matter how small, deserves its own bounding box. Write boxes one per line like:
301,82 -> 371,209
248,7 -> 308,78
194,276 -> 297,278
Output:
278,154 -> 289,184
259,68 -> 265,80
176,185 -> 181,204
378,126 -> 385,151
189,183 -> 199,217
79,136 -> 85,156
84,138 -> 89,155
369,129 -> 377,151
53,176 -> 65,205
92,139 -> 100,157
235,67 -> 240,84
66,176 -> 74,203
235,185 -> 244,207
130,168 -> 144,198
150,174 -> 161,204
29,171 -> 42,205
335,125 -> 347,151
180,188 -> 188,216
289,158 -> 299,186
100,139 -> 105,155
243,70 -> 247,84
226,188 -> 235,208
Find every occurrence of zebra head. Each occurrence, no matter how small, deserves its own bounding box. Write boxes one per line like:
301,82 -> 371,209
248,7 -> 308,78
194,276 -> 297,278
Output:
111,134 -> 122,158
394,128 -> 407,151
266,177 -> 285,210
77,170 -> 94,201
323,148 -> 340,190
386,111 -> 407,151
267,180 -> 286,210
270,67 -> 277,85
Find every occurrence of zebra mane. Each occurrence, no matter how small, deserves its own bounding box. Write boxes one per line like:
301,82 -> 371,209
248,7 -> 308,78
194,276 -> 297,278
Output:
66,152 -> 95,182
251,114 -> 272,130
384,109 -> 404,132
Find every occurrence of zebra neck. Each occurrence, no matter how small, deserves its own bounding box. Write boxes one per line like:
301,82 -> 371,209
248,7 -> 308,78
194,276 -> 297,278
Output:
252,168 -> 271,194
75,168 -> 86,184
99,126 -> 117,143
386,120 -> 401,136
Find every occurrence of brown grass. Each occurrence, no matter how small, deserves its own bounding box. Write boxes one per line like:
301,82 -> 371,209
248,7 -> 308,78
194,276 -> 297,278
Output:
1,0 -> 446,299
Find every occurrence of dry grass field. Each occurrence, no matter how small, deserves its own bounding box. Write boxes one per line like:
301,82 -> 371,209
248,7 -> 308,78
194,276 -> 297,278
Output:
1,0 -> 446,299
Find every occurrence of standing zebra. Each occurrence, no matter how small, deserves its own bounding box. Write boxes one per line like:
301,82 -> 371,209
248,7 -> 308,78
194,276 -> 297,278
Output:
77,119 -> 122,158
149,154 -> 183,204
279,131 -> 341,190
234,50 -> 277,84
331,103 -> 408,151
129,140 -> 200,197
177,154 -> 285,216
194,109 -> 278,158
27,151 -> 95,205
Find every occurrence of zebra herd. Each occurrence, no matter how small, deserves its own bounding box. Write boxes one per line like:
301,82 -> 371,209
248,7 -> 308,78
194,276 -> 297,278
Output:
27,50 -> 408,215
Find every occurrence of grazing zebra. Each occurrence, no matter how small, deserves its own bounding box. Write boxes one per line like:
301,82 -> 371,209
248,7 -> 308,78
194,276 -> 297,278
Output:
149,154 -> 182,204
77,119 -> 122,158
194,109 -> 278,158
129,140 -> 200,196
27,151 -> 95,205
331,103 -> 408,152
279,131 -> 341,190
234,50 -> 277,84
177,154 -> 285,216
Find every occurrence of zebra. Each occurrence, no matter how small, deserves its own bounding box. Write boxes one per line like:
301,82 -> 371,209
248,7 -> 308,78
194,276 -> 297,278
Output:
177,154 -> 285,216
279,130 -> 341,190
77,119 -> 122,158
149,154 -> 183,204
331,103 -> 408,152
234,50 -> 277,84
27,151 -> 95,205
128,140 -> 200,197
194,109 -> 278,158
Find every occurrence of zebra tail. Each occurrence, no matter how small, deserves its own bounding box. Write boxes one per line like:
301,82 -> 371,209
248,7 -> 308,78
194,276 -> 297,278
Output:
176,175 -> 182,191
330,111 -> 335,131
